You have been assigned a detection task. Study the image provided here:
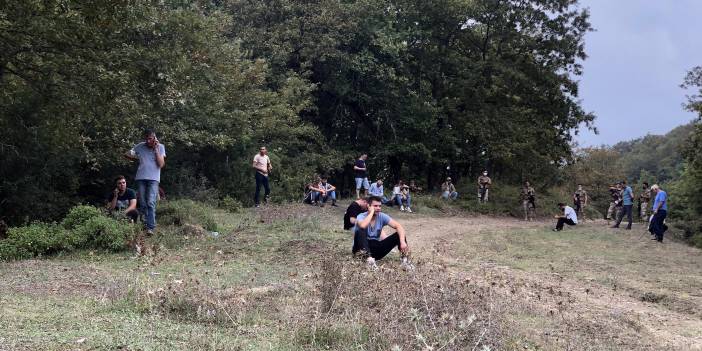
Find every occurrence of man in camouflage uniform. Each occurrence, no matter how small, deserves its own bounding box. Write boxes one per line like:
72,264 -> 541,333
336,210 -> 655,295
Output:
639,182 -> 651,221
477,171 -> 492,203
572,184 -> 588,220
520,181 -> 536,221
606,183 -> 622,222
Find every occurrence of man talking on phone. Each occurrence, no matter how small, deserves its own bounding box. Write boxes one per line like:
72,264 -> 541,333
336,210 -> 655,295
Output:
125,129 -> 166,235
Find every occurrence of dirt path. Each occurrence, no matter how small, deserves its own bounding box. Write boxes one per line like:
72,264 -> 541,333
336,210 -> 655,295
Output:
389,212 -> 702,350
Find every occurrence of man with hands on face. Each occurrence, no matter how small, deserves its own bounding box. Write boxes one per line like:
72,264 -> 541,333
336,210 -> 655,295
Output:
124,128 -> 166,235
352,196 -> 414,270
106,175 -> 138,223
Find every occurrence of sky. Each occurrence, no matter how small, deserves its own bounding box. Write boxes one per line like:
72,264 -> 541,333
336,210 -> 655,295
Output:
574,0 -> 701,147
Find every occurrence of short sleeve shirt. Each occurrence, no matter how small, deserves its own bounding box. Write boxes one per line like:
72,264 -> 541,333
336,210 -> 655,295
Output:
622,186 -> 633,206
107,188 -> 137,211
354,212 -> 392,241
253,154 -> 270,174
133,142 -> 166,182
354,159 -> 367,178
343,201 -> 365,230
653,191 -> 668,211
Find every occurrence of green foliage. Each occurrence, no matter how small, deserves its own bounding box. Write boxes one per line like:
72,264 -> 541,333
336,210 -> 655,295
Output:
0,205 -> 135,261
219,196 -> 242,213
61,205 -> 105,230
159,199 -> 218,232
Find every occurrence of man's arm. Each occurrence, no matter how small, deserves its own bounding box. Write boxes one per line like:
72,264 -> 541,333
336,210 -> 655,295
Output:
126,199 -> 137,212
357,208 -> 374,229
155,149 -> 165,169
328,184 -> 336,192
106,191 -> 118,210
387,219 -> 408,252
123,150 -> 138,161
252,157 -> 267,173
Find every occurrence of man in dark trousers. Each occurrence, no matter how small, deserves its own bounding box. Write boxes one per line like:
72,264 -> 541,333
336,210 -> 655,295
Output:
553,202 -> 578,231
612,179 -> 634,230
344,198 -> 368,230
352,196 -> 413,270
648,184 -> 669,243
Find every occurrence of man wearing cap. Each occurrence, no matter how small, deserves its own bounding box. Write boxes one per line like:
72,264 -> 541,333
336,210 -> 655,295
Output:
477,171 -> 492,203
441,177 -> 458,200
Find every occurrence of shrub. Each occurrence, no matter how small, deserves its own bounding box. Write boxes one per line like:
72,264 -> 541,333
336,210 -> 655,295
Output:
219,196 -> 242,213
0,205 -> 137,261
159,199 -> 219,232
73,216 -> 138,251
61,205 -> 104,230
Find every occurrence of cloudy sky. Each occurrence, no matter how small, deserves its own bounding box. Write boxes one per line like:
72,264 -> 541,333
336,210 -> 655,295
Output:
574,0 -> 701,146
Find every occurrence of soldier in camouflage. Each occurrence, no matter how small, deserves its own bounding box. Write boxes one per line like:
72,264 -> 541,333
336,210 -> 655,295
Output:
477,171 -> 492,203
520,181 -> 536,221
606,183 -> 623,222
639,182 -> 651,221
572,184 -> 588,220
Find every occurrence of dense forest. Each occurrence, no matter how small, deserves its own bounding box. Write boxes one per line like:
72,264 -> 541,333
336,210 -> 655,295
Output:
1,0 -> 700,234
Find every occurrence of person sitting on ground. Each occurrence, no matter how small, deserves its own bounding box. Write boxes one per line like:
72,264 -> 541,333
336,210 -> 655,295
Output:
553,202 -> 578,231
648,184 -> 669,243
401,182 -> 413,213
344,198 -> 368,230
368,179 -> 389,204
106,175 -> 139,222
392,180 -> 412,212
352,196 -> 413,270
441,177 -> 458,200
408,180 -> 423,195
312,175 -> 337,207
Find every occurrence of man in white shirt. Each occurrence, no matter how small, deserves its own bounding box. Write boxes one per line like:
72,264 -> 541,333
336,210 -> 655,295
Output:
252,146 -> 272,207
553,202 -> 578,231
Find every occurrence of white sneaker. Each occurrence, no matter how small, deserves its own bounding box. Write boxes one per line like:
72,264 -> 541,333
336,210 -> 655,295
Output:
406,207 -> 413,213
366,257 -> 378,271
400,257 -> 415,271
400,205 -> 405,211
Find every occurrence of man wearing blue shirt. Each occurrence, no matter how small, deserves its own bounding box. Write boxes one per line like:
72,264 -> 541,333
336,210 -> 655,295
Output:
612,179 -> 634,230
648,184 -> 669,242
368,179 -> 389,204
352,196 -> 413,270
125,129 -> 166,235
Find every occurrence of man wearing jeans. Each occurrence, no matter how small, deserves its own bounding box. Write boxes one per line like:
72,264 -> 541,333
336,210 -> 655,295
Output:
253,146 -> 272,207
612,179 -> 634,230
125,129 -> 165,235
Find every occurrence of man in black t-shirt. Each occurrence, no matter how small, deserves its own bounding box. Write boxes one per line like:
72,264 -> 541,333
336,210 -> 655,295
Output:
354,154 -> 370,199
344,198 -> 368,230
106,175 -> 139,222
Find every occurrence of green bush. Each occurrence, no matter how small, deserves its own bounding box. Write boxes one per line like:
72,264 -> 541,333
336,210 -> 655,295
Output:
159,199 -> 218,232
61,205 -> 104,230
219,196 -> 242,213
0,205 -> 137,261
73,216 -> 138,251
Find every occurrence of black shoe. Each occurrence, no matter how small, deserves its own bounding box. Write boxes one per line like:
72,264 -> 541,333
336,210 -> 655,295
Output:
625,227 -> 631,230
331,203 -> 338,207
651,238 -> 657,240
611,225 -> 619,228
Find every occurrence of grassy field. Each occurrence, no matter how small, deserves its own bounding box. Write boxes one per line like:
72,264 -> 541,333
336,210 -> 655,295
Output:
1,200 -> 701,350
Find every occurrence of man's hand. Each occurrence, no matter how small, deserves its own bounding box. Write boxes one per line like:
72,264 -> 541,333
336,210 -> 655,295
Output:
367,206 -> 375,216
400,240 -> 409,253
153,139 -> 160,153
113,188 -> 119,197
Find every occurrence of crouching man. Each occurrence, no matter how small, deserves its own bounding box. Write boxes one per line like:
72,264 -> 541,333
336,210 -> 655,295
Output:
352,196 -> 413,270
553,202 -> 578,231
106,175 -> 139,222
